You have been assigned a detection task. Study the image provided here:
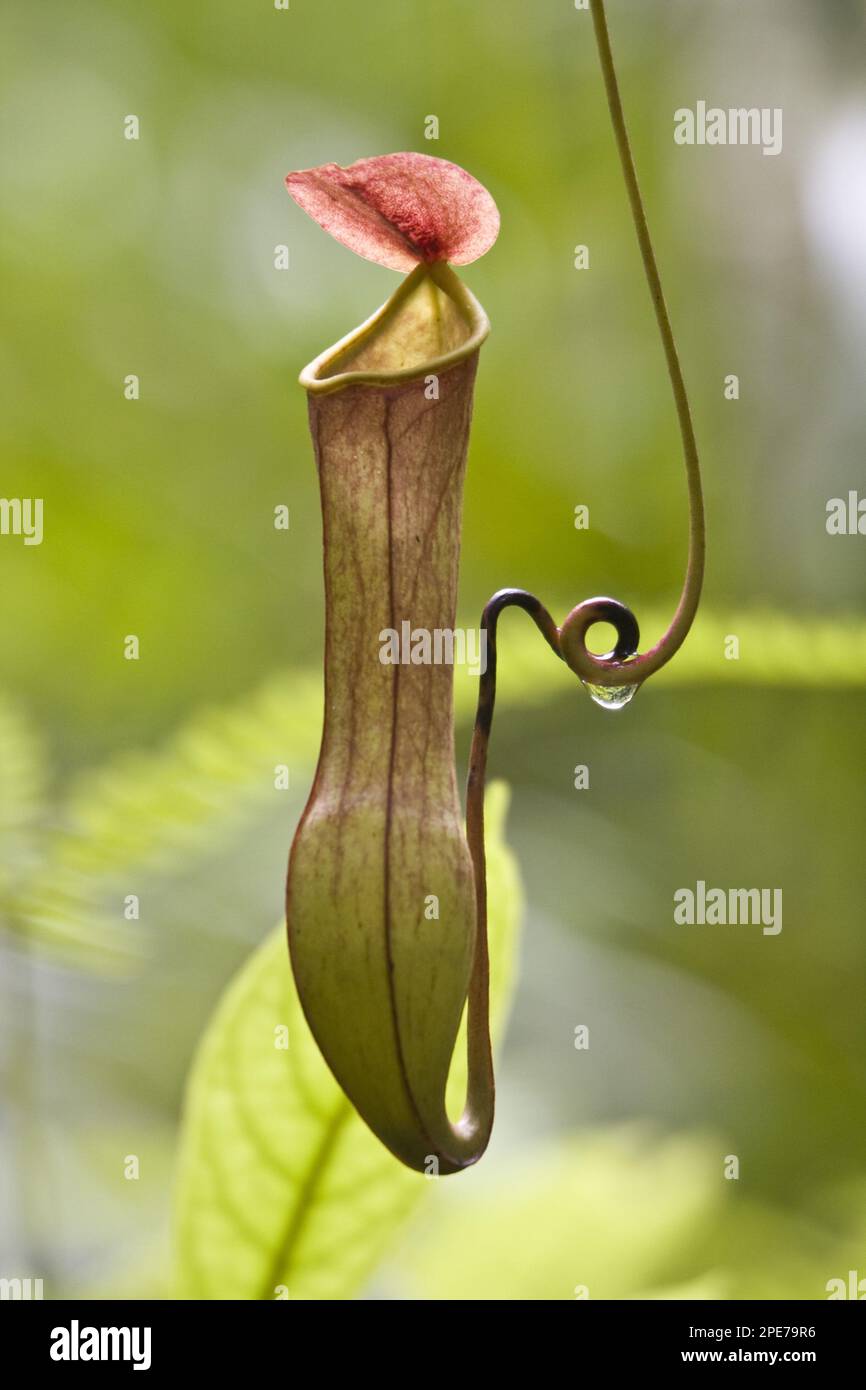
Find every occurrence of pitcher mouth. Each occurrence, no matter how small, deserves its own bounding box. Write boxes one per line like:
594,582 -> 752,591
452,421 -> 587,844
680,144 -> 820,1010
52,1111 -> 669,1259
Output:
299,261 -> 490,396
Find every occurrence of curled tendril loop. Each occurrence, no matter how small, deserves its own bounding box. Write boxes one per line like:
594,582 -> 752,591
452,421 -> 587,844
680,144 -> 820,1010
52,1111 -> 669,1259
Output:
558,596 -> 641,678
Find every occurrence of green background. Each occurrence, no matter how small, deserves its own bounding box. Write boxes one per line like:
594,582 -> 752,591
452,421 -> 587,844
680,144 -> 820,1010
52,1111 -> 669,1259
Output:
2,0 -> 865,1299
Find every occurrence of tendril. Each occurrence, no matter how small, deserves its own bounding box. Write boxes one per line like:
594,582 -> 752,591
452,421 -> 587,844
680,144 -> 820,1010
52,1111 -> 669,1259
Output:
573,0 -> 705,690
462,0 -> 704,1123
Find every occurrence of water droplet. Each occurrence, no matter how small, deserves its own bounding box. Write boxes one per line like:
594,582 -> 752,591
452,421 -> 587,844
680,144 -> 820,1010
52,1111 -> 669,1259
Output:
581,680 -> 639,711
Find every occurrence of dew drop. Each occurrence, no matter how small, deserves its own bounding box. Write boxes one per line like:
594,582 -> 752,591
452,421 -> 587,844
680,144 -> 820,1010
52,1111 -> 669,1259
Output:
581,680 -> 640,711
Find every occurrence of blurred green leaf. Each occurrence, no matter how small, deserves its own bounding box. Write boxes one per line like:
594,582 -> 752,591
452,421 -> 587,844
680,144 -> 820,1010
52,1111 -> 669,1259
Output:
399,1127 -> 725,1300
0,689 -> 137,965
173,782 -> 521,1300
11,676 -> 322,970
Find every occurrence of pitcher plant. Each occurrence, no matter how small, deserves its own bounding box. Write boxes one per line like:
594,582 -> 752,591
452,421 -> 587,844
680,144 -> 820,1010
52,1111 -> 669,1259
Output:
285,0 -> 705,1174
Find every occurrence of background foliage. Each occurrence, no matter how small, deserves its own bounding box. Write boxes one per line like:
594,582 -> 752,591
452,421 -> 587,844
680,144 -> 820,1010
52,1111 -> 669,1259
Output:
1,0 -> 865,1299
